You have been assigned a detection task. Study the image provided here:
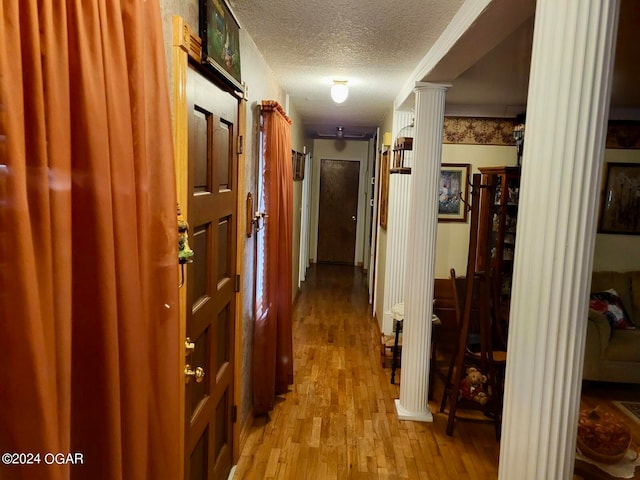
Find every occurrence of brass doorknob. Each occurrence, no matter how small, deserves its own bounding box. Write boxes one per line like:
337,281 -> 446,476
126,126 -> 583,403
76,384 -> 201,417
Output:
185,337 -> 195,356
185,365 -> 205,384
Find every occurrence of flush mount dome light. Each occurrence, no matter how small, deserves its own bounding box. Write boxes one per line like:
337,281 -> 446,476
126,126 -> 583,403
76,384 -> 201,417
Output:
331,80 -> 349,104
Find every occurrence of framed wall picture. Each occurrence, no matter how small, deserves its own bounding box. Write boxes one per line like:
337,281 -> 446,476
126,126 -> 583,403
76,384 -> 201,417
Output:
598,162 -> 640,235
379,150 -> 390,229
293,152 -> 305,181
200,0 -> 242,91
438,163 -> 470,222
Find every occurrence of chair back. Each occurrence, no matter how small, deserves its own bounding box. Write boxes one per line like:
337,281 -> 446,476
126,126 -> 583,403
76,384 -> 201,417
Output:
450,268 -> 482,352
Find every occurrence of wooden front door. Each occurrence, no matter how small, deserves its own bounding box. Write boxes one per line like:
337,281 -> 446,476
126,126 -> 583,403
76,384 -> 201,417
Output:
317,159 -> 360,264
185,66 -> 238,480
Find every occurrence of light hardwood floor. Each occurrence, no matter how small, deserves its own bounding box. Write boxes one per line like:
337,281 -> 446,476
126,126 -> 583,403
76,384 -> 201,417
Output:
234,264 -> 640,480
235,265 -> 500,479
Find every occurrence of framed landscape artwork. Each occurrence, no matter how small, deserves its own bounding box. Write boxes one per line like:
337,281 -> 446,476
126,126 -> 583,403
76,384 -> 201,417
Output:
438,163 -> 470,222
200,0 -> 242,90
598,162 -> 640,235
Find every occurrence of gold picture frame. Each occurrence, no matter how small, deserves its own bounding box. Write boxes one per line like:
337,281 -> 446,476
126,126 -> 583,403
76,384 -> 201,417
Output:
438,163 -> 470,223
598,162 -> 640,235
379,150 -> 390,229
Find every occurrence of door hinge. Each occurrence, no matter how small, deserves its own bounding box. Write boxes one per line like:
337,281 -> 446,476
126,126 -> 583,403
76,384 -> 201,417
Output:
237,135 -> 243,155
234,274 -> 241,292
231,405 -> 238,423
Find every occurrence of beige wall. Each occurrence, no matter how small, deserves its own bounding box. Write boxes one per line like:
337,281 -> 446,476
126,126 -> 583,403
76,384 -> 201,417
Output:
592,148 -> 640,272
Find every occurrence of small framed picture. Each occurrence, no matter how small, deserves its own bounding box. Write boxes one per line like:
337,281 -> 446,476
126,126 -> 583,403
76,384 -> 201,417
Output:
598,162 -> 640,235
438,163 -> 470,222
292,151 -> 305,181
379,150 -> 390,229
294,152 -> 305,181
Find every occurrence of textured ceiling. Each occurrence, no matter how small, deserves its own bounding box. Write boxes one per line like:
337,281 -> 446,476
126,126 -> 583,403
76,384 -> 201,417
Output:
228,0 -> 465,138
228,0 -> 640,138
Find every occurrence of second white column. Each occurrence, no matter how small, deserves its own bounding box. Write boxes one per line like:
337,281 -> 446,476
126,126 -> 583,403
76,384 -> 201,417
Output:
396,82 -> 449,421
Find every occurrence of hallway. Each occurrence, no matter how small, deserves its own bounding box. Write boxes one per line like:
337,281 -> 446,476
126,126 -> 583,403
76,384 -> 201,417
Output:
234,264 -> 501,479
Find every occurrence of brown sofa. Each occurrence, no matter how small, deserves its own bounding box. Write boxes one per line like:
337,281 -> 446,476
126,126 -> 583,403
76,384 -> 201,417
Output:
583,271 -> 640,384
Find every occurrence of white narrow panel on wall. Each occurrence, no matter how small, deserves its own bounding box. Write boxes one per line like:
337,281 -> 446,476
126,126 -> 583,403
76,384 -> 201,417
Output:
299,152 -> 312,284
381,110 -> 415,334
382,173 -> 412,334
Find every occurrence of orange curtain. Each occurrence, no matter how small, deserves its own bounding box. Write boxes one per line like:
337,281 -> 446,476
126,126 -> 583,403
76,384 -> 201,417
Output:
0,1 -> 180,479
253,101 -> 294,414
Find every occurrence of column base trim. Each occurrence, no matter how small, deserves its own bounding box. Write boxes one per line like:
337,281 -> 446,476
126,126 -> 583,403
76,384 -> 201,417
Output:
394,399 -> 434,423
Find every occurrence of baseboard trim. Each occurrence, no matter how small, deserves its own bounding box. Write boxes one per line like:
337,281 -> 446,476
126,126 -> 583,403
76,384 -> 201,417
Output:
238,411 -> 254,457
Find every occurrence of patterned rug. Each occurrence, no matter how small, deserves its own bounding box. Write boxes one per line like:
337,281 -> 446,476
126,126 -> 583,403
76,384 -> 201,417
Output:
614,400 -> 640,425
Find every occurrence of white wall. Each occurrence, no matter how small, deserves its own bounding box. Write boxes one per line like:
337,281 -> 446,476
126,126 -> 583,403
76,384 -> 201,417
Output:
310,139 -> 371,265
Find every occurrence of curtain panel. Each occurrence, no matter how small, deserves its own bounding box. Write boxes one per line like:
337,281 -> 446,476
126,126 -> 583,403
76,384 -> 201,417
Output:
0,1 -> 180,479
253,101 -> 294,415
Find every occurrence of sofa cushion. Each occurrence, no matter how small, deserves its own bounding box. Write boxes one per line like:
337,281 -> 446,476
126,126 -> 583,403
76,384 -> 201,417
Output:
591,272 -> 632,312
605,329 -> 640,362
590,289 -> 636,330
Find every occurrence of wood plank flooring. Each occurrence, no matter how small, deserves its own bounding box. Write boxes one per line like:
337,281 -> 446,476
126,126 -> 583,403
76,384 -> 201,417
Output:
234,264 -> 640,480
235,265 -> 500,479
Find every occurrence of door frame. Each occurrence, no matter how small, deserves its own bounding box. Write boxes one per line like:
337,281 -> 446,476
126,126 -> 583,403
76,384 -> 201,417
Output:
172,16 -> 247,477
317,158 -> 361,264
310,150 -> 368,265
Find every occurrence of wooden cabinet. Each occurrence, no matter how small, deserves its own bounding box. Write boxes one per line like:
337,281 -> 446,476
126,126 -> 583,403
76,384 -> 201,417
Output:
476,166 -> 521,306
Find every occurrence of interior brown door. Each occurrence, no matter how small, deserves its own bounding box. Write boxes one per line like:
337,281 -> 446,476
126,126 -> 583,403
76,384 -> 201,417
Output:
317,159 -> 360,264
185,66 -> 237,480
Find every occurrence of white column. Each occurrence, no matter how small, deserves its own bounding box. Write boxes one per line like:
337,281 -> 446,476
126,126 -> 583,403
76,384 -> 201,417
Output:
499,1 -> 619,479
396,82 -> 449,421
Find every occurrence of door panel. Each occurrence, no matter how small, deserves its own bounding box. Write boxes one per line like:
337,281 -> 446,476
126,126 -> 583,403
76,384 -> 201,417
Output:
185,66 -> 237,480
317,159 -> 360,264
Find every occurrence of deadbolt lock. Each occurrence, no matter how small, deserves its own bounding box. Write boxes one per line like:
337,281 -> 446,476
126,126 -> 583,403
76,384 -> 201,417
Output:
185,365 -> 205,384
185,337 -> 195,356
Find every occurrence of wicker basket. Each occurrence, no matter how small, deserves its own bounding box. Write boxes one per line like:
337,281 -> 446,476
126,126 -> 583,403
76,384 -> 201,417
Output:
576,407 -> 638,464
577,436 -> 636,464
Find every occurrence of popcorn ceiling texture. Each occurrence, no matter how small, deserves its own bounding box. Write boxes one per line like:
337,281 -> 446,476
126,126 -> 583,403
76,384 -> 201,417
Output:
228,0 -> 464,132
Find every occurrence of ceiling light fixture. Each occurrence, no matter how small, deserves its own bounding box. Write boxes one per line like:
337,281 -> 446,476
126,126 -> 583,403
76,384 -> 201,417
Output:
336,126 -> 344,139
331,80 -> 349,104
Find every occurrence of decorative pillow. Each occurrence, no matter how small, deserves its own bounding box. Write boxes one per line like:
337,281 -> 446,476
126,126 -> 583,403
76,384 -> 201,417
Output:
589,289 -> 636,330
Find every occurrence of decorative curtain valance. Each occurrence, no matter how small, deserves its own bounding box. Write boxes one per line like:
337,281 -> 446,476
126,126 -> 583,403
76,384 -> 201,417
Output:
261,100 -> 292,125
